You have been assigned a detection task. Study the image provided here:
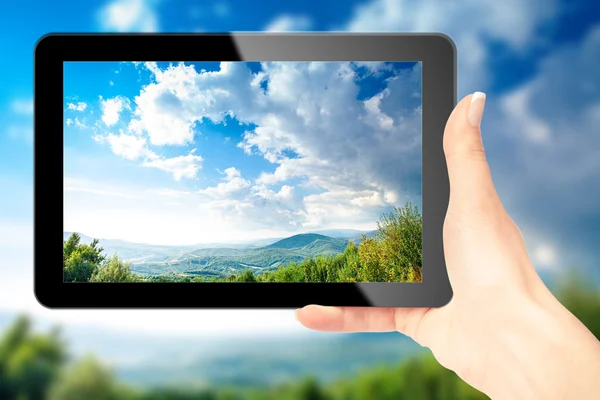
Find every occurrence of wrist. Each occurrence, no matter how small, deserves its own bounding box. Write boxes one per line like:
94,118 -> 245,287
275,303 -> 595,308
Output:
485,291 -> 600,400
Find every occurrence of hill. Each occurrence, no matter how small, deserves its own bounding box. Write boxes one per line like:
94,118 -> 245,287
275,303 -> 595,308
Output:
266,233 -> 335,249
131,234 -> 352,277
307,229 -> 371,238
64,231 -> 361,279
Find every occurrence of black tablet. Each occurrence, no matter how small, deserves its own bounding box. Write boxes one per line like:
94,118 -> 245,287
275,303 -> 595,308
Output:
34,33 -> 455,308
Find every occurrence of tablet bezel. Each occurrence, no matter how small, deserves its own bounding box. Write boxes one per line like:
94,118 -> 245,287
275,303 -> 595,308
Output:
34,33 -> 455,308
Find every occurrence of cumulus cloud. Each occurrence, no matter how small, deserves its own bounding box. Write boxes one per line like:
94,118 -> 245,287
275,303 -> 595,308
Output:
127,62 -> 258,146
66,117 -> 87,129
105,132 -> 149,160
341,0 -> 559,93
97,0 -> 159,32
482,24 -> 600,270
198,168 -> 251,199
101,96 -> 130,127
141,150 -> 203,181
264,14 -> 313,32
119,61 -> 421,231
67,102 -> 87,112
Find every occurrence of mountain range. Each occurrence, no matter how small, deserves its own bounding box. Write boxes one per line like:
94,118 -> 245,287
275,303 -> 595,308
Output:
63,229 -> 377,278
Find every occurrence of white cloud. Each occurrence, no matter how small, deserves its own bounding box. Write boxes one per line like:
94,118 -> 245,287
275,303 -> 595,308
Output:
97,0 -> 159,32
198,167 -> 251,198
500,84 -> 551,143
142,150 -> 203,180
67,102 -> 87,111
341,0 -> 559,93
482,24 -> 600,271
299,189 -> 392,230
65,116 -> 87,129
93,61 -> 422,237
264,14 -> 313,32
127,62 -> 257,146
101,96 -> 130,127
106,132 -> 149,160
11,99 -> 33,115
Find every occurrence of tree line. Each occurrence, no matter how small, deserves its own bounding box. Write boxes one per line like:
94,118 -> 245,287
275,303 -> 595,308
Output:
63,204 -> 423,283
2,275 -> 599,399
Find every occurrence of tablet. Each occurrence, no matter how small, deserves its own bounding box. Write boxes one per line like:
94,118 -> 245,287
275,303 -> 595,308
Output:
34,33 -> 455,308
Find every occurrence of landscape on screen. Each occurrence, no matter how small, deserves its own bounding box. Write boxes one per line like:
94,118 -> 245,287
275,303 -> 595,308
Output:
63,61 -> 422,283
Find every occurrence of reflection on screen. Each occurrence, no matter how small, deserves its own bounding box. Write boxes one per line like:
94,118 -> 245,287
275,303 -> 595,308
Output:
63,61 -> 422,283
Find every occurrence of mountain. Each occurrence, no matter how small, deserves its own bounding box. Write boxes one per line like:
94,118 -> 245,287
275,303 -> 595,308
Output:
132,234 -> 352,277
307,229 -> 371,238
64,232 -> 200,263
64,231 -> 361,278
351,230 -> 377,242
267,233 -> 336,249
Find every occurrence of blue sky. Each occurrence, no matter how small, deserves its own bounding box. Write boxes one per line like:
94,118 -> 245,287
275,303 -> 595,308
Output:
63,61 -> 422,244
0,0 -> 599,334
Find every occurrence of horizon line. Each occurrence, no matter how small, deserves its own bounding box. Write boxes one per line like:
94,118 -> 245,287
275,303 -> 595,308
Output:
62,227 -> 377,247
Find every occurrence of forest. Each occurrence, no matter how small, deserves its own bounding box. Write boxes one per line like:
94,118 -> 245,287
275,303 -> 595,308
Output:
63,204 -> 423,283
2,274 -> 599,399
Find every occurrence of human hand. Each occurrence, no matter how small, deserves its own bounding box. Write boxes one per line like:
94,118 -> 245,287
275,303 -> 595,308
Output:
295,93 -> 600,399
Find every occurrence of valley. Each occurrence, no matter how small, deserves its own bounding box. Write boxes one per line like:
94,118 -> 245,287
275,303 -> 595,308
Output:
64,230 -> 376,279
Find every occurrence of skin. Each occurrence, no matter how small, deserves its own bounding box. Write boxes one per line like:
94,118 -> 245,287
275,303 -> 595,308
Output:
295,93 -> 600,399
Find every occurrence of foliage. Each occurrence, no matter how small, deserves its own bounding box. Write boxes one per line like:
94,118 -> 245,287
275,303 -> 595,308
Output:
1,273 -> 600,399
48,355 -> 125,400
63,204 -> 423,283
63,233 -> 138,283
0,315 -> 66,400
90,255 -> 139,283
63,233 -> 106,282
215,204 -> 423,283
375,204 -> 422,281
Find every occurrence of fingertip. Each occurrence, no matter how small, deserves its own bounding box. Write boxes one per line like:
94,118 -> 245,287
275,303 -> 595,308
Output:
443,92 -> 488,160
294,305 -> 343,331
468,92 -> 486,128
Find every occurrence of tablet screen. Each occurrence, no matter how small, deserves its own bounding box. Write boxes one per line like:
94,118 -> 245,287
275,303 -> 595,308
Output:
63,61 -> 422,283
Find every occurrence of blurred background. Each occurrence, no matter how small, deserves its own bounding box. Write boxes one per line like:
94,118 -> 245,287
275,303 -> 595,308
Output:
1,0 -> 600,398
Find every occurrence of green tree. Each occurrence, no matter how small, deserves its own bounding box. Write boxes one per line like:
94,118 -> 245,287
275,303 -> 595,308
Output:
90,254 -> 138,283
48,355 -> 124,400
293,376 -> 329,400
357,236 -> 387,282
375,203 -> 422,282
0,315 -> 66,400
63,233 -> 106,282
237,269 -> 257,282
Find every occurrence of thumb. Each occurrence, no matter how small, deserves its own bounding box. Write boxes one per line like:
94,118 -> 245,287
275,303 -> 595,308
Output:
443,92 -> 502,217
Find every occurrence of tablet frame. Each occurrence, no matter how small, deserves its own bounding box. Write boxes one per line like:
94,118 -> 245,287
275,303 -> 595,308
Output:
34,33 -> 455,308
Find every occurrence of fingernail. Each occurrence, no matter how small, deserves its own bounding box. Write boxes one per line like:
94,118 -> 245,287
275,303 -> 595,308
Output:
468,92 -> 486,128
